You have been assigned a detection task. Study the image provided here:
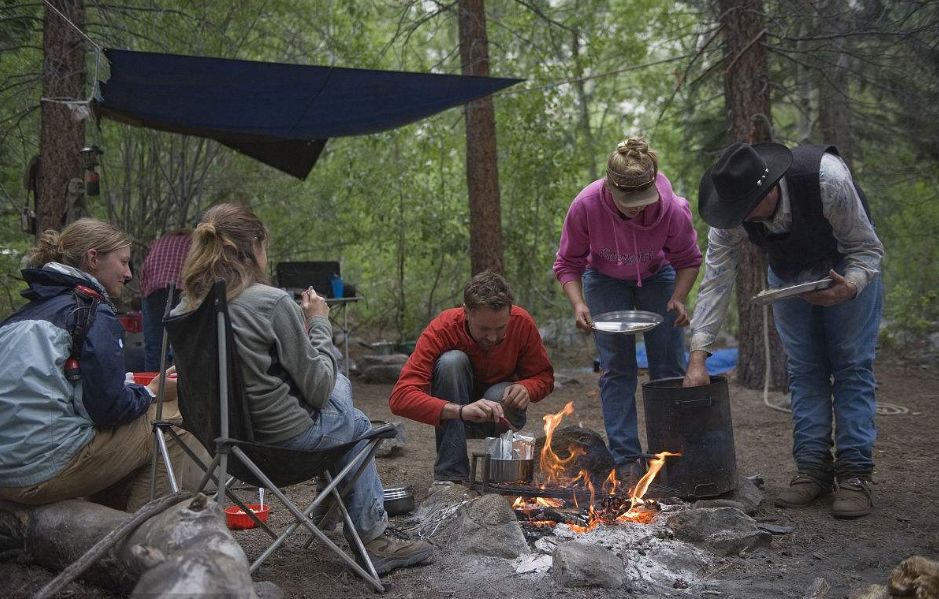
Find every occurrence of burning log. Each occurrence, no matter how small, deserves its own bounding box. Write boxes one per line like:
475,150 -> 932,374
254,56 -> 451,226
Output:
515,507 -> 590,528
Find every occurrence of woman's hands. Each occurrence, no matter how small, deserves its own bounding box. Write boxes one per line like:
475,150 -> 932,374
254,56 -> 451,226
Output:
146,365 -> 178,402
301,287 -> 330,324
572,302 -> 593,332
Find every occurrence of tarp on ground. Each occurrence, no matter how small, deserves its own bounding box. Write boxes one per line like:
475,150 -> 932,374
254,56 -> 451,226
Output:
93,49 -> 522,179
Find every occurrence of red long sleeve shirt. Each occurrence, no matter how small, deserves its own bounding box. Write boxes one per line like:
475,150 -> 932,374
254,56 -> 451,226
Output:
389,306 -> 554,426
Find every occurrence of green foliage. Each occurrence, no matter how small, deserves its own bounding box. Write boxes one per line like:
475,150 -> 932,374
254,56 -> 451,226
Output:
0,0 -> 936,347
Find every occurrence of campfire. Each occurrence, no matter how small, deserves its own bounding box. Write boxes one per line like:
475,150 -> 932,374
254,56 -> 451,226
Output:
512,401 -> 679,531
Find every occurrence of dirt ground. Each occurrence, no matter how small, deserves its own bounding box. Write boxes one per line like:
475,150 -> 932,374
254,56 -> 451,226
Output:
5,345 -> 938,598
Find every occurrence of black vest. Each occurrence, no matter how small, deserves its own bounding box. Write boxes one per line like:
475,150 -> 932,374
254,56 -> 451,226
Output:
742,145 -> 870,279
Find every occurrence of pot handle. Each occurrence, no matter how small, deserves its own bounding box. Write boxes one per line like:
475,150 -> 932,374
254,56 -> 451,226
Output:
675,397 -> 713,409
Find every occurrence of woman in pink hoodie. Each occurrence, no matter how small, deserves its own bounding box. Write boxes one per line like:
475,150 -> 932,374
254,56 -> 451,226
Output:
553,138 -> 702,481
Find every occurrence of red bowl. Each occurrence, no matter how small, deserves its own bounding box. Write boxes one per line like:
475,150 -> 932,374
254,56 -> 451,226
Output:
133,372 -> 158,385
132,372 -> 177,386
224,503 -> 271,529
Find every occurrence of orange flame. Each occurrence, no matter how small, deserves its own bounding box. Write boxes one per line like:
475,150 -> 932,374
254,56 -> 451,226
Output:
512,401 -> 681,531
539,402 -> 584,484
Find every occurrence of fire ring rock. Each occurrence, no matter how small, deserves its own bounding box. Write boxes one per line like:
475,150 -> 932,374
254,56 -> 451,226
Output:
666,507 -> 772,556
552,541 -> 626,589
457,494 -> 530,559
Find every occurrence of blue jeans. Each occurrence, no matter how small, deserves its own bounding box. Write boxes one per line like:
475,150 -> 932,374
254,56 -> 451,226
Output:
142,286 -> 181,371
583,266 -> 687,466
432,350 -> 527,481
276,375 -> 387,542
769,269 -> 883,483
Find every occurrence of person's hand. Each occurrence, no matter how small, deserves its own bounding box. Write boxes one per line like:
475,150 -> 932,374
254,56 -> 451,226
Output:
147,365 -> 178,402
461,399 -> 504,424
502,384 -> 530,411
572,302 -> 593,332
683,351 -> 710,387
802,270 -> 857,307
301,287 -> 330,323
667,298 -> 690,327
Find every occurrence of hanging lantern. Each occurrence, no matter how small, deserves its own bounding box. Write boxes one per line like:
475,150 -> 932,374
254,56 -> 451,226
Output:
80,146 -> 103,197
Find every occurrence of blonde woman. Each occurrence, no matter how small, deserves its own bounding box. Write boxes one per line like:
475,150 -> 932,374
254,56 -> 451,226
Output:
178,203 -> 432,575
0,218 -> 185,511
553,138 -> 702,482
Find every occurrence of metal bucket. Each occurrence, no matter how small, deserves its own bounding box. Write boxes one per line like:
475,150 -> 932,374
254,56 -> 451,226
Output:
641,376 -> 737,498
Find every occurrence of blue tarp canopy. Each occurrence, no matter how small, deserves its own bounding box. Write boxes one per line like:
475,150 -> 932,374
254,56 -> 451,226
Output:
93,49 -> 522,179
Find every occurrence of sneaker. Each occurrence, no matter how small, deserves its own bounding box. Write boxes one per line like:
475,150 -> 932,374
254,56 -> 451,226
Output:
361,534 -> 434,575
831,478 -> 873,519
774,474 -> 830,507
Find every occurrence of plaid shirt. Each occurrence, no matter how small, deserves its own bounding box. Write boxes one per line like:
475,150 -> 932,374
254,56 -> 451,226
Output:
141,232 -> 192,297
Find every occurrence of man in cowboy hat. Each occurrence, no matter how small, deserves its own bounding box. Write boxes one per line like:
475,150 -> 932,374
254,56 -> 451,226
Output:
684,141 -> 884,519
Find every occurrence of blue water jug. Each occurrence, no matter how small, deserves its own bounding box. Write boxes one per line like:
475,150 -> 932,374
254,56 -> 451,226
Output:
330,273 -> 344,299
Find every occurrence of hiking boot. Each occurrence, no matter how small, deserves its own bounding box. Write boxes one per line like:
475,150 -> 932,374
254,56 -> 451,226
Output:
774,474 -> 829,507
361,534 -> 434,575
831,478 -> 873,519
310,496 -> 341,532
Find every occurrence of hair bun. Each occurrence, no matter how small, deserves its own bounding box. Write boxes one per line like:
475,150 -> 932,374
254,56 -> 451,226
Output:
616,137 -> 649,156
195,222 -> 217,237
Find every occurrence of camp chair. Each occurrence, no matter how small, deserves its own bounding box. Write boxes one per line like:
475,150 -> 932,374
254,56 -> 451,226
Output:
149,283 -> 181,499
159,279 -> 395,591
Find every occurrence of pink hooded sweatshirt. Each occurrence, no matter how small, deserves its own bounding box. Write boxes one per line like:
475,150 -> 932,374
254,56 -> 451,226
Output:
553,173 -> 702,287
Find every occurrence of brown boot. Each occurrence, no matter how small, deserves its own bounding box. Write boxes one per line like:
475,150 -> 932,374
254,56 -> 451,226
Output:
362,534 -> 434,575
831,478 -> 873,519
774,474 -> 829,507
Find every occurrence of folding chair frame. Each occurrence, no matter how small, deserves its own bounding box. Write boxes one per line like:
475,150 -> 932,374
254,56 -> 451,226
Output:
158,283 -> 392,592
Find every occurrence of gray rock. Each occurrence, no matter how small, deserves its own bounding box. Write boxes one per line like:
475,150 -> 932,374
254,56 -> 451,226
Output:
552,541 -> 626,589
667,507 -> 771,556
705,528 -> 772,556
254,581 -> 285,599
693,498 -> 749,513
459,493 -> 530,559
361,363 -> 404,384
847,584 -> 889,599
371,421 -> 406,458
804,577 -> 830,599
694,476 -> 764,515
358,353 -> 409,369
416,482 -> 477,520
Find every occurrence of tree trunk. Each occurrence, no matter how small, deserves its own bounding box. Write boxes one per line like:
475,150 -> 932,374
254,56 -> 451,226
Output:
816,0 -> 853,168
718,0 -> 788,390
458,0 -> 505,275
37,0 -> 86,235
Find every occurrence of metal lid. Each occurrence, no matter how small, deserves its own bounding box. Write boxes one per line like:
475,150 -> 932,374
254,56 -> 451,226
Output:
383,485 -> 413,500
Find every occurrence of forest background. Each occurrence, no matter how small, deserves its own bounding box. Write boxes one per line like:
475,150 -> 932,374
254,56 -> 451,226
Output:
1,0 -> 937,354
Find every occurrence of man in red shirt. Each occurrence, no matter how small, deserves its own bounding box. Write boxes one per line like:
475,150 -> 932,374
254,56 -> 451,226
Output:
389,271 -> 554,482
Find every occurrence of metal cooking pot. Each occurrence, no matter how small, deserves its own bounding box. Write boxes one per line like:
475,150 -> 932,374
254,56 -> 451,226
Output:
383,485 -> 415,516
470,453 -> 534,484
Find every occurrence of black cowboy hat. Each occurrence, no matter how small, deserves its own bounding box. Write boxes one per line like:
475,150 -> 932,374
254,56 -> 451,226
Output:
698,142 -> 793,229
